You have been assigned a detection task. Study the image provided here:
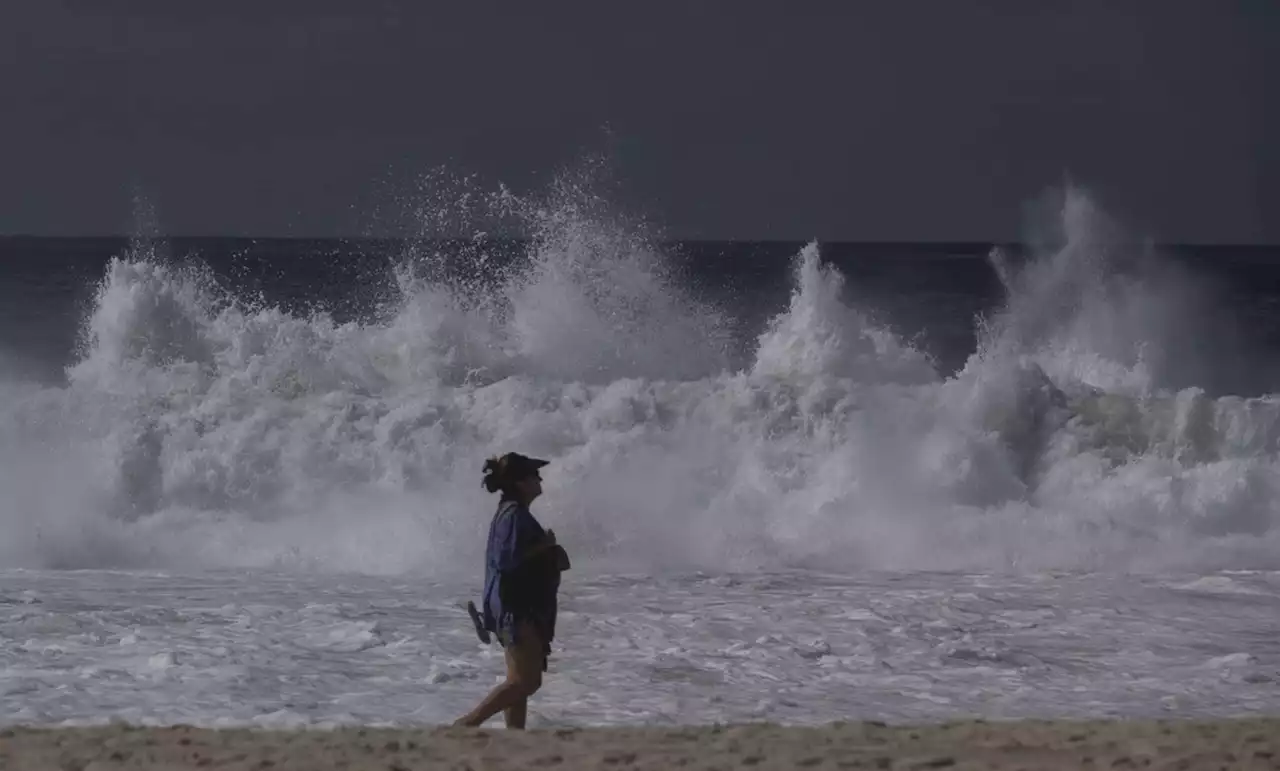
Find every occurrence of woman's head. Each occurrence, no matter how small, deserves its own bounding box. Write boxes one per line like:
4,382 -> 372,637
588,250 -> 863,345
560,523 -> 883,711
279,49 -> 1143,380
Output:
482,452 -> 549,504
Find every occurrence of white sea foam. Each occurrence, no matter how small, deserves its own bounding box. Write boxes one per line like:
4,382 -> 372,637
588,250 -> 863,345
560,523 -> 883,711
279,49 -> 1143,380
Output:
0,184 -> 1277,575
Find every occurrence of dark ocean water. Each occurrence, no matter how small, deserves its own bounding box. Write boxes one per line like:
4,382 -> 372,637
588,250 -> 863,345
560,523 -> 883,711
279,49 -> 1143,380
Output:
6,233 -> 1280,727
5,202 -> 1280,577
4,236 -> 1280,391
8,206 -> 1280,728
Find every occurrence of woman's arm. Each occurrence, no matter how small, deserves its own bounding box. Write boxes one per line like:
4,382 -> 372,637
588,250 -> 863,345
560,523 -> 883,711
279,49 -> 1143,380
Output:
493,511 -> 558,573
517,530 -> 559,564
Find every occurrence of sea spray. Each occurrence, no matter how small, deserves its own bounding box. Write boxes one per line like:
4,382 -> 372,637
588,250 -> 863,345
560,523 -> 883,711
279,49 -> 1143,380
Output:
0,183 -> 1277,573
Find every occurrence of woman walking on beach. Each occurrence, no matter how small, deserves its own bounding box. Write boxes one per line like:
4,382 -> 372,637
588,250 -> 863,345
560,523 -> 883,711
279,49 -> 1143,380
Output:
455,452 -> 570,729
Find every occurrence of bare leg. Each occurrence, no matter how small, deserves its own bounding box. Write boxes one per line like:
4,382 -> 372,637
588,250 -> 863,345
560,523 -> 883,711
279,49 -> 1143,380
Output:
454,623 -> 544,728
453,680 -> 531,728
503,697 -> 528,729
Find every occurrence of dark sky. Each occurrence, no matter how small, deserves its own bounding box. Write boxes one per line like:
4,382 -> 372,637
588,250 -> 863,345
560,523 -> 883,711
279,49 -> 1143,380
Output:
2,1 -> 1275,242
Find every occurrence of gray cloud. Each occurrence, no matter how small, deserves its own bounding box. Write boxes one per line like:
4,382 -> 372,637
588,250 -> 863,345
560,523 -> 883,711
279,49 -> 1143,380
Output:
1,1 -> 1272,242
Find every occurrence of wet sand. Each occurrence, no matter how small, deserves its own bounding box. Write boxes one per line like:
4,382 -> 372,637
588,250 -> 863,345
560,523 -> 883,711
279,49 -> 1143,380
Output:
3,718 -> 1278,770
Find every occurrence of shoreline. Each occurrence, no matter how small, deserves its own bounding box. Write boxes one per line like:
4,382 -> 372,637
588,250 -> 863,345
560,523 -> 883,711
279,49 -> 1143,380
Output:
4,718 -> 1278,770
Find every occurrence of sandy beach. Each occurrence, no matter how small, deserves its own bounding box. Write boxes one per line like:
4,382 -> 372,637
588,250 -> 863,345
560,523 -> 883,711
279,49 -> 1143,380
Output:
3,719 -> 1278,771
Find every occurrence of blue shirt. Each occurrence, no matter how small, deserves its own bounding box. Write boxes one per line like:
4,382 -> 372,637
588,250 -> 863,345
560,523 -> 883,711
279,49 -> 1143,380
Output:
481,499 -> 558,646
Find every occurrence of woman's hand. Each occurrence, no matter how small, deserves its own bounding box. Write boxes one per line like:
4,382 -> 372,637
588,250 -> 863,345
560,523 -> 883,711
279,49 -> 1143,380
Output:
517,530 -> 558,565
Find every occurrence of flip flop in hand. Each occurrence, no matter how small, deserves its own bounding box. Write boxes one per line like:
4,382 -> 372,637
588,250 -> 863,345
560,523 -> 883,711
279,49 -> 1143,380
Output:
466,600 -> 491,644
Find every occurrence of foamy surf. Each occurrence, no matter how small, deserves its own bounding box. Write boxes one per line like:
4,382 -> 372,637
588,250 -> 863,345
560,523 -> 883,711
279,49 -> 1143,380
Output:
0,185 -> 1277,575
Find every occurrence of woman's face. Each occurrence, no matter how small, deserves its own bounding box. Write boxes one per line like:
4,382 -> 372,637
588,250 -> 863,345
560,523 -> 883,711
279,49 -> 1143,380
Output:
515,471 -> 542,502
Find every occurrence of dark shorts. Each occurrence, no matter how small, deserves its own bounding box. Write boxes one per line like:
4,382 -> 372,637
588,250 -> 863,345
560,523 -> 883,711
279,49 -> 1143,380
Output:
500,620 -> 550,672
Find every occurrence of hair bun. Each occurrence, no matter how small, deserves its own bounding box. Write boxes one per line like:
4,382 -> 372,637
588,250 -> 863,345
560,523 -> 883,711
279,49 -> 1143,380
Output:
481,456 -> 505,493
